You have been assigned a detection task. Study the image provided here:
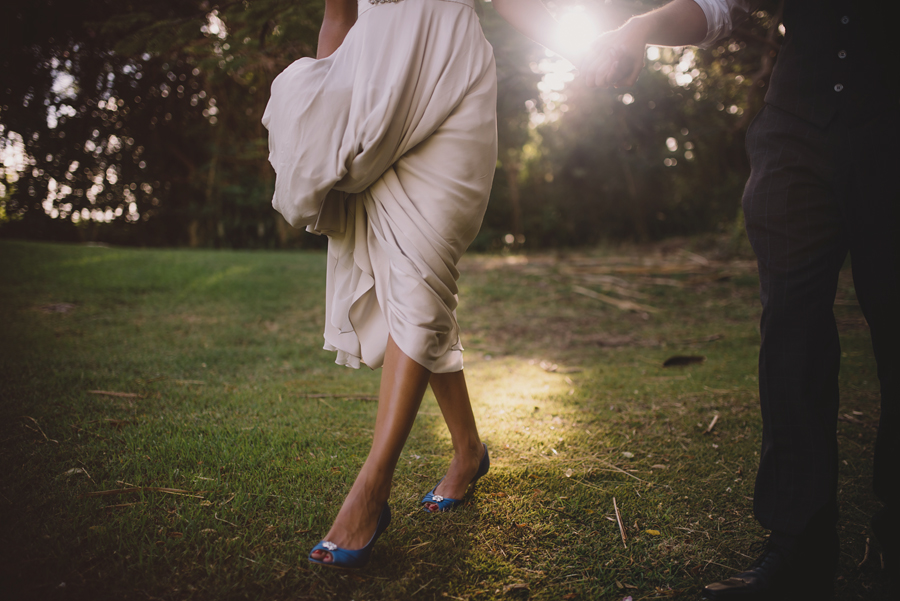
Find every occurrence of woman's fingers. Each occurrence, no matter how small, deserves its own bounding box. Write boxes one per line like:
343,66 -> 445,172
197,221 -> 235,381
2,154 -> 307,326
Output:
581,43 -> 645,89
606,52 -> 644,87
621,58 -> 644,87
582,45 -> 621,88
607,51 -> 641,88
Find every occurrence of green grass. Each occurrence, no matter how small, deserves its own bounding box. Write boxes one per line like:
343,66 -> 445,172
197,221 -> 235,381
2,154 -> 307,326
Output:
0,239 -> 889,600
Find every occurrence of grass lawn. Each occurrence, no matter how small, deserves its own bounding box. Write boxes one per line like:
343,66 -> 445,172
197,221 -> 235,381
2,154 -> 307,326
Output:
0,239 -> 889,600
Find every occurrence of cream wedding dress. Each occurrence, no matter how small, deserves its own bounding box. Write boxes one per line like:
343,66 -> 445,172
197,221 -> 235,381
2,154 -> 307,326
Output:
263,0 -> 497,372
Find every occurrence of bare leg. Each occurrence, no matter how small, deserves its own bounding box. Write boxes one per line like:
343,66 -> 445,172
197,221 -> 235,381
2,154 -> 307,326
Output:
423,369 -> 485,512
311,336 -> 430,562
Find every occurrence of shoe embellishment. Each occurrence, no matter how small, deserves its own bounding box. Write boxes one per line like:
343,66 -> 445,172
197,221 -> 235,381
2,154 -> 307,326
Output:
308,504 -> 392,569
431,495 -> 444,503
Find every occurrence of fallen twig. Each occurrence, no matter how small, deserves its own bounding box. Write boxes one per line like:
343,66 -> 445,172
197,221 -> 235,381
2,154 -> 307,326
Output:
82,487 -> 203,499
858,537 -> 871,568
298,393 -> 379,402
702,386 -> 753,394
838,413 -> 866,425
69,424 -> 108,440
215,512 -> 239,527
613,497 -> 627,548
86,418 -> 136,428
22,416 -> 58,444
704,559 -> 739,572
599,461 -> 647,483
572,478 -> 613,493
705,415 -> 720,434
572,285 -> 660,314
102,502 -> 145,509
78,464 -> 97,485
410,579 -> 436,597
680,334 -> 724,344
674,526 -> 712,539
88,390 -> 144,399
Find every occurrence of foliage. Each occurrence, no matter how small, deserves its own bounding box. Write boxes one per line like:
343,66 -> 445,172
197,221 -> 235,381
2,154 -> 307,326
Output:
0,0 -> 324,248
479,0 -> 783,248
0,239 -> 888,599
1,0 -> 782,248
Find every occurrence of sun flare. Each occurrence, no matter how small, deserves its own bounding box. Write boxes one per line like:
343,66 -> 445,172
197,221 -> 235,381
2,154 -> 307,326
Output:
556,7 -> 601,58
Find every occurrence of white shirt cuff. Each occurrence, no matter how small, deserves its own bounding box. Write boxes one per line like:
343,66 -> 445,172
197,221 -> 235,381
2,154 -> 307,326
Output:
691,0 -> 755,48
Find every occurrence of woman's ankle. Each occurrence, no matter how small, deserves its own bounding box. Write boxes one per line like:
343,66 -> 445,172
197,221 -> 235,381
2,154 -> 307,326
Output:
452,438 -> 483,460
352,464 -> 394,503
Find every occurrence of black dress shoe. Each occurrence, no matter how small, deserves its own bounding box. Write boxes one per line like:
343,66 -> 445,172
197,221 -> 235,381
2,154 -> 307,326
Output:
701,537 -> 790,601
701,530 -> 838,601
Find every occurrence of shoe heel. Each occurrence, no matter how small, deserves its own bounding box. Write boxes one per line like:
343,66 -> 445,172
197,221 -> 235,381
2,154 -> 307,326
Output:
421,443 -> 489,513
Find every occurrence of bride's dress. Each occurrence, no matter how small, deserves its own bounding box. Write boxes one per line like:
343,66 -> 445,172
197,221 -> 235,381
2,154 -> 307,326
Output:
263,0 -> 497,372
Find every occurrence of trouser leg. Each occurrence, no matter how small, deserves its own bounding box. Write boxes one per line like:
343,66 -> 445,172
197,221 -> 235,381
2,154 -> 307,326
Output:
742,105 -> 846,535
842,110 -> 900,511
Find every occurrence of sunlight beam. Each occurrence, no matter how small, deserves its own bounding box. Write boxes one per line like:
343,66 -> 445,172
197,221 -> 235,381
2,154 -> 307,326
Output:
555,7 -> 601,61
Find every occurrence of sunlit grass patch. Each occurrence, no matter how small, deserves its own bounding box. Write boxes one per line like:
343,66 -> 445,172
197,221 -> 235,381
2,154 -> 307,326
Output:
0,239 -> 888,600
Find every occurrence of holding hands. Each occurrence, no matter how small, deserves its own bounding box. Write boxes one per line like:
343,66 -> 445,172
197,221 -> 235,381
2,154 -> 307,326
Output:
576,0 -> 710,88
580,21 -> 650,89
493,0 -> 705,89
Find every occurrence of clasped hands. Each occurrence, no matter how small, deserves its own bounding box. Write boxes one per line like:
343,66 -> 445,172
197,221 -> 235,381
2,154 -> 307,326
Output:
576,20 -> 650,89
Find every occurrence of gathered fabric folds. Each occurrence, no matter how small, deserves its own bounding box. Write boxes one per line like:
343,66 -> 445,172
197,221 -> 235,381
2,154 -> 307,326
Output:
262,0 -> 497,373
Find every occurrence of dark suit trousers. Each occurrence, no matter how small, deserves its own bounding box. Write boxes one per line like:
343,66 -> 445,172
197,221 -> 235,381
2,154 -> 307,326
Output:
743,103 -> 900,536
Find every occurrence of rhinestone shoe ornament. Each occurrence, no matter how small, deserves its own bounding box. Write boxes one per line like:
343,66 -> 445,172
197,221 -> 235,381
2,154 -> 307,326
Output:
308,503 -> 392,569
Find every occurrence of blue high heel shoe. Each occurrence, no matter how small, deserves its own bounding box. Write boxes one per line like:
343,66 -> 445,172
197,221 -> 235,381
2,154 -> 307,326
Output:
308,502 -> 391,569
421,443 -> 490,513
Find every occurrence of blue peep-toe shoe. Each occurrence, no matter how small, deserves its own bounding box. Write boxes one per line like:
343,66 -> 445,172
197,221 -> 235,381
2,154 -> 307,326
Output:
308,503 -> 391,569
421,443 -> 490,513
